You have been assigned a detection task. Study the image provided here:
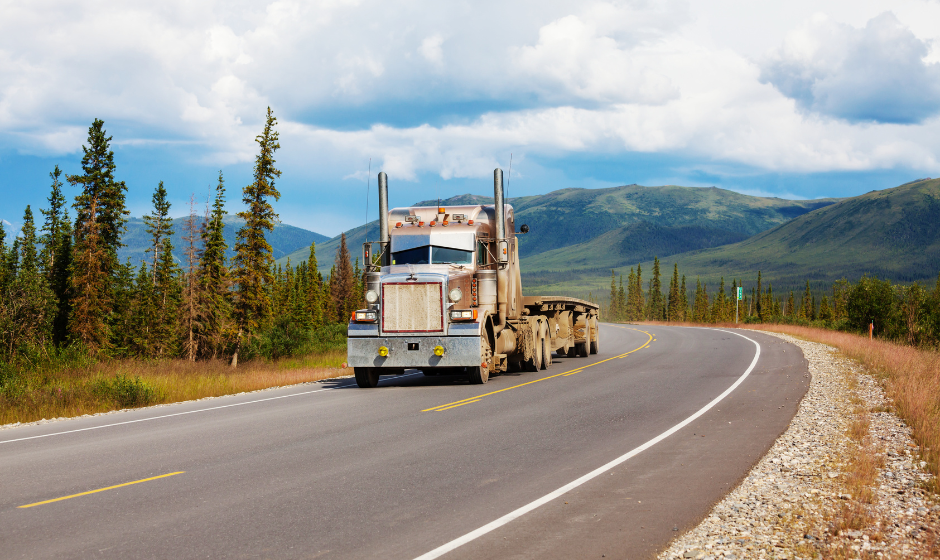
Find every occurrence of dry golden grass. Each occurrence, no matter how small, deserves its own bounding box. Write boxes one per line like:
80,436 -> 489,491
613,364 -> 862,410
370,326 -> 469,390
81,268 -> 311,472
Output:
0,349 -> 351,426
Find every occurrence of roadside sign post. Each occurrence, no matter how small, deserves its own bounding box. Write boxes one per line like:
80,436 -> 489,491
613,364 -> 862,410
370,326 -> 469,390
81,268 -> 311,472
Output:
736,287 -> 743,324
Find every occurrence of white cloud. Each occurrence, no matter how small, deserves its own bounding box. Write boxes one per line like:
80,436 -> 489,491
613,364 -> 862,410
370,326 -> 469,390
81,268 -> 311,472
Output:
0,0 -> 939,187
760,12 -> 940,123
419,34 -> 444,65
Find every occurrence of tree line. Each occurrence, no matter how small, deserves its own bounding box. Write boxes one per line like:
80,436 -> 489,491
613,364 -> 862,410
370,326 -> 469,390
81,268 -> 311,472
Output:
607,258 -> 940,347
0,109 -> 362,367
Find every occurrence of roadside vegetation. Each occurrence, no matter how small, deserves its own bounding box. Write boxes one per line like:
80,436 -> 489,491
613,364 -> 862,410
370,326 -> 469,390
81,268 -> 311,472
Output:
1,112 -> 363,425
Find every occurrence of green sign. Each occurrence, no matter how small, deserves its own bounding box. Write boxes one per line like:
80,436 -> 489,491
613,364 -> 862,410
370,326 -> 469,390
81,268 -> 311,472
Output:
736,287 -> 743,300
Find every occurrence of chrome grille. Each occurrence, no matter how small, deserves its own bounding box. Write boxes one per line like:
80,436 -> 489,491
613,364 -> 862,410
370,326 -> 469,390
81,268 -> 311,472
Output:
382,282 -> 444,333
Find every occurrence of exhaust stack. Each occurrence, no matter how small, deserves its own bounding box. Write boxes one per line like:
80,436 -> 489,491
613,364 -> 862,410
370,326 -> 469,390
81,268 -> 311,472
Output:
494,168 -> 505,241
378,172 -> 389,266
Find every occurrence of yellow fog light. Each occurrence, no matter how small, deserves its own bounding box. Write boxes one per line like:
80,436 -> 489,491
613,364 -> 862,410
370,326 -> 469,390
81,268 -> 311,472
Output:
378,346 -> 389,357
433,345 -> 445,357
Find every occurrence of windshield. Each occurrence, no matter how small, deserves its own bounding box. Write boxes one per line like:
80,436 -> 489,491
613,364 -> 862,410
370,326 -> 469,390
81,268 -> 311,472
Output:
391,246 -> 430,265
390,245 -> 473,265
432,246 -> 473,264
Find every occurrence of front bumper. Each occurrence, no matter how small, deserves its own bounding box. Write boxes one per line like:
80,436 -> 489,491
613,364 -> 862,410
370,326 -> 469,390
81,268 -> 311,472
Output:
347,336 -> 481,369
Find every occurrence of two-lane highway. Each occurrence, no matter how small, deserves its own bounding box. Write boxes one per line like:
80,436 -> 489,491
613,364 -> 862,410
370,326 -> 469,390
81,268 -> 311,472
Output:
1,325 -> 809,559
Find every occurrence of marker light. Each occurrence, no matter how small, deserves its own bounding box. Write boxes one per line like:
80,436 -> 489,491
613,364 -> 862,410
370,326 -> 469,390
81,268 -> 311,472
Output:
449,309 -> 478,321
378,346 -> 389,357
354,310 -> 377,322
438,207 -> 445,213
433,345 -> 445,357
449,287 -> 463,302
429,221 -> 436,227
395,222 -> 402,228
468,219 -> 474,225
418,221 -> 425,226
442,220 -> 449,226
365,290 -> 378,304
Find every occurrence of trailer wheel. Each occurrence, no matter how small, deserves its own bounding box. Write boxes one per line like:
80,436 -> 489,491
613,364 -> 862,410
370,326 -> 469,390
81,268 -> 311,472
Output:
469,334 -> 492,384
541,333 -> 551,370
589,317 -> 599,355
354,367 -> 380,388
576,321 -> 591,357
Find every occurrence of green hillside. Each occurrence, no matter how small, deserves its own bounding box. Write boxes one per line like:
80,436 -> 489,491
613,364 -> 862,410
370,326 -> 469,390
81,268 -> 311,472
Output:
281,184 -> 837,277
526,178 -> 940,296
120,214 -> 329,267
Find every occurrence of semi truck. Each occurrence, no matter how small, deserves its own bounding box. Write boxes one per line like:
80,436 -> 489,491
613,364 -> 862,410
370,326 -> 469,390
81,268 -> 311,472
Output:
347,168 -> 600,388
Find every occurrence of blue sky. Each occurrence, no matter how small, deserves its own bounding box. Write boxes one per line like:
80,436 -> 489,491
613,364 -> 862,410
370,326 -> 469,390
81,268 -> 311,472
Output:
2,0 -> 939,237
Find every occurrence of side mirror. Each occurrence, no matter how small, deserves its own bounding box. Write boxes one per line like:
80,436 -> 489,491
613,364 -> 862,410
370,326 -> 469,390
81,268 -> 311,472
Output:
519,224 -> 529,234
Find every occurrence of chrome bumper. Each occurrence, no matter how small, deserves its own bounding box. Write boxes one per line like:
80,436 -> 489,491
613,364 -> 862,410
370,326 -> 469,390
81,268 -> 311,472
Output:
347,336 -> 481,369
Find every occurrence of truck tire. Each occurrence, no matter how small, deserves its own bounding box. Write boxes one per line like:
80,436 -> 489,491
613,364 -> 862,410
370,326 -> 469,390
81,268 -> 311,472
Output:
354,367 -> 380,388
524,330 -> 542,372
541,334 -> 551,370
589,317 -> 599,354
470,334 -> 492,384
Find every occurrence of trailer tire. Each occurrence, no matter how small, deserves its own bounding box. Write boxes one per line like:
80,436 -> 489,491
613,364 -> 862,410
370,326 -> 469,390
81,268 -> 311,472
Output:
576,321 -> 591,357
354,367 -> 380,388
589,317 -> 599,354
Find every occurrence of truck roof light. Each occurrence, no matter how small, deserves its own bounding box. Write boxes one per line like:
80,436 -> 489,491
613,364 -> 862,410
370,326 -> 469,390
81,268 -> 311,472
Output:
395,222 -> 402,228
429,221 -> 436,227
442,220 -> 449,226
405,216 -> 418,223
418,221 -> 424,226
438,207 -> 445,213
468,219 -> 474,225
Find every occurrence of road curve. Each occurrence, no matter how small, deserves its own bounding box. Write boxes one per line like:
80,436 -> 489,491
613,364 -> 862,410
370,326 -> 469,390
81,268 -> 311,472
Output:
0,325 -> 809,559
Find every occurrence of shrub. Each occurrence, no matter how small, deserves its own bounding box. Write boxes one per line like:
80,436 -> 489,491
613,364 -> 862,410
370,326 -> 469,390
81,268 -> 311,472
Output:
92,373 -> 158,408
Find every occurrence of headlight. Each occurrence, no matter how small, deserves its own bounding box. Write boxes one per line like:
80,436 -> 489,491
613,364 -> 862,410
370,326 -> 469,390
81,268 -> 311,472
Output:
353,310 -> 377,322
365,289 -> 379,303
449,287 -> 463,303
449,309 -> 478,321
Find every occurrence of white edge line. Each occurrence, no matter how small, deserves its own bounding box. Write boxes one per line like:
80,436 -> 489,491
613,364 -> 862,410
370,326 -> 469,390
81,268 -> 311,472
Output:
0,372 -> 422,445
413,327 -> 761,560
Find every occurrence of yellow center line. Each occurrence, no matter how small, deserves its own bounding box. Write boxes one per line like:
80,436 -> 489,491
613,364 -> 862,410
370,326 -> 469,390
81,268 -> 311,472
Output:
18,471 -> 185,509
423,328 -> 654,412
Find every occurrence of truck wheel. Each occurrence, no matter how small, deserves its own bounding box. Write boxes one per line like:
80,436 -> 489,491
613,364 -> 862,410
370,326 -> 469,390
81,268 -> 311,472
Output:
541,334 -> 551,370
470,335 -> 492,384
524,330 -> 542,372
354,367 -> 380,388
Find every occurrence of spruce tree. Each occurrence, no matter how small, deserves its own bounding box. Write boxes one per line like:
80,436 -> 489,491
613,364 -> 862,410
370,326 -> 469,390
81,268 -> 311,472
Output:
679,275 -> 688,321
649,257 -> 663,321
198,172 -> 233,359
153,237 -> 181,357
617,274 -> 626,321
667,263 -> 679,321
632,264 -> 643,321
143,181 -> 173,284
332,233 -> 355,322
19,206 -> 39,275
305,242 -> 324,330
40,166 -> 73,344
67,119 -> 128,352
232,107 -> 282,365
182,195 -> 204,361
755,271 -> 763,321
626,268 -> 637,321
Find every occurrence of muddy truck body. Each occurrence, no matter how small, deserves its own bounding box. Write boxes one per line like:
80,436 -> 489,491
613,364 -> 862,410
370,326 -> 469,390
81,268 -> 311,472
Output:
347,168 -> 600,388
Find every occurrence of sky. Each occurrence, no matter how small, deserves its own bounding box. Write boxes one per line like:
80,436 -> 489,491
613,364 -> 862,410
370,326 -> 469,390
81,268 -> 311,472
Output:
1,0 -> 939,237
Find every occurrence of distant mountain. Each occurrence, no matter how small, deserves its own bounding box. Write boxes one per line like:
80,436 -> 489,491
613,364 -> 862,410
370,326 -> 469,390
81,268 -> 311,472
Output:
279,184 -> 837,281
120,214 -> 329,268
644,178 -> 940,289
525,178 -> 940,297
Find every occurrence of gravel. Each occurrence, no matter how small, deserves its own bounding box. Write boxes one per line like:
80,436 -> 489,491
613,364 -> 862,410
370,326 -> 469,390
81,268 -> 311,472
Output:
659,332 -> 939,559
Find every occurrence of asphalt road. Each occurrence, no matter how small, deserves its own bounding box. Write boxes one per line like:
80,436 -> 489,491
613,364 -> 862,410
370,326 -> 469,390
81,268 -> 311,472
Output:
1,324 -> 809,559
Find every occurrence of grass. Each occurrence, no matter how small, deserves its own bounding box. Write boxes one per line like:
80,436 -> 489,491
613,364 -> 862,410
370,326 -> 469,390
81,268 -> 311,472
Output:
0,348 -> 350,426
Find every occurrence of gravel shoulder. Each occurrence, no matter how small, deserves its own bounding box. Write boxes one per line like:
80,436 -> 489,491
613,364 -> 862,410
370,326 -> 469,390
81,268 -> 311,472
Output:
659,331 -> 939,559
